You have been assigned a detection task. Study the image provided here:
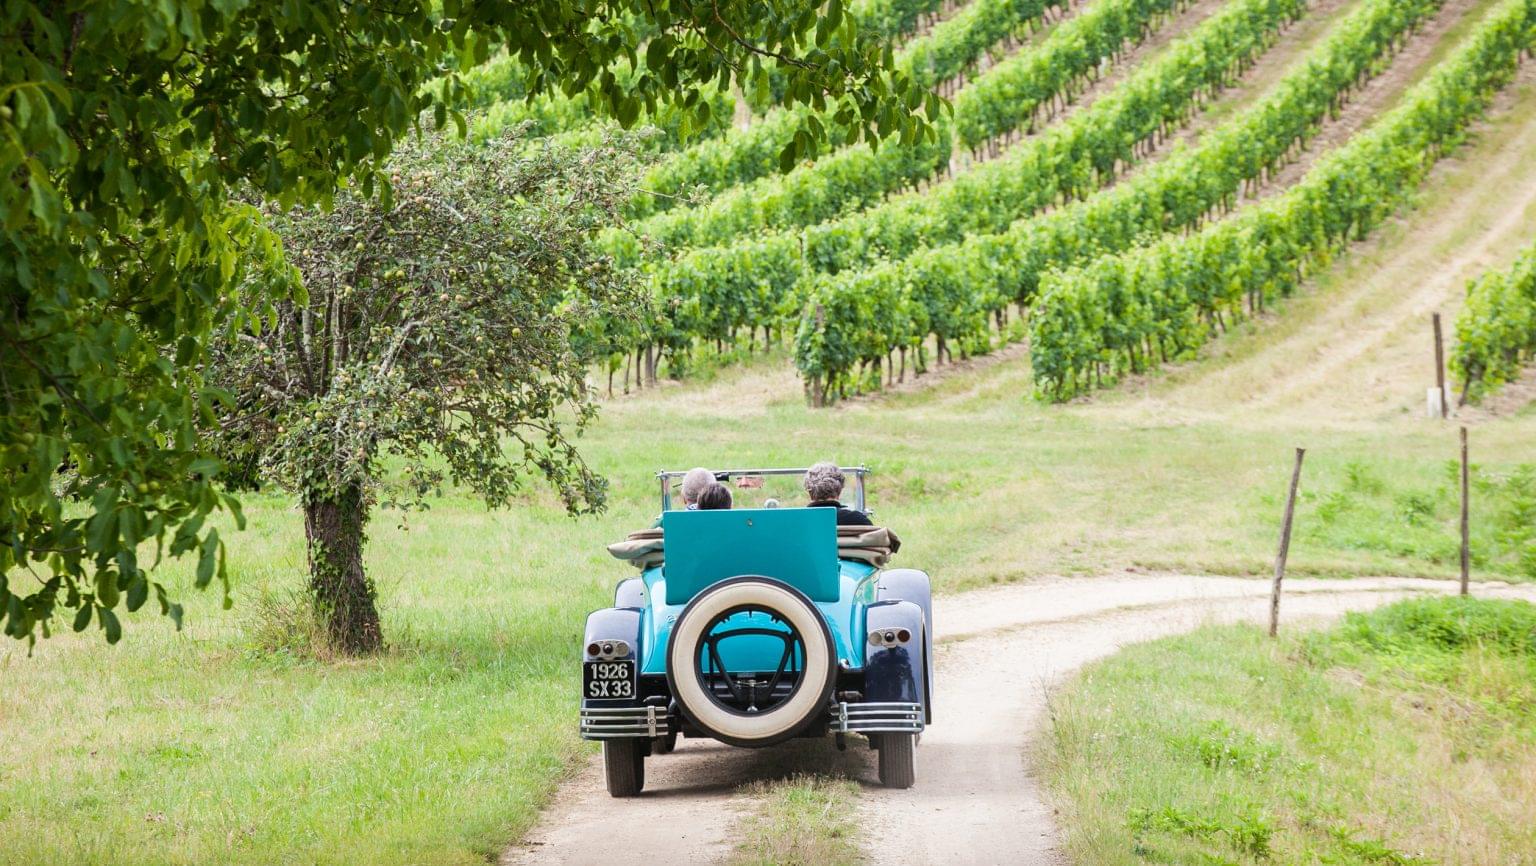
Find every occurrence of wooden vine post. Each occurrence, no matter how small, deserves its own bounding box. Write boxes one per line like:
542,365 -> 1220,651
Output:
1433,313 -> 1448,419
1460,426 -> 1470,596
1270,447 -> 1306,638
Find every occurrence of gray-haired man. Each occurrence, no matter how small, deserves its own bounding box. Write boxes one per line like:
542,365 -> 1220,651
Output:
803,461 -> 873,527
679,467 -> 715,510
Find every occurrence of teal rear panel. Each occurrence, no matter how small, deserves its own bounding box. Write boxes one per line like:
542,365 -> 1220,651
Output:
660,508 -> 838,605
639,559 -> 878,675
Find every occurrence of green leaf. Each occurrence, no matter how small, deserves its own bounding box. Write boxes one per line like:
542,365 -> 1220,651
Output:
195,529 -> 219,589
126,576 -> 149,612
99,607 -> 122,644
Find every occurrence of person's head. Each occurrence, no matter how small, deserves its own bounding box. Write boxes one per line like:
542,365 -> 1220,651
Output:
803,461 -> 845,504
696,482 -> 733,510
680,467 -> 714,508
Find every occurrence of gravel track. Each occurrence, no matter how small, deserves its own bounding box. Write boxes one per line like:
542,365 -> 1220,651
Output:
503,574 -> 1536,864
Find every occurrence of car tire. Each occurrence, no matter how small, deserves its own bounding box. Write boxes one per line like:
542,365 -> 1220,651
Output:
666,576 -> 837,748
603,739 -> 645,797
875,732 -> 916,789
654,730 -> 678,754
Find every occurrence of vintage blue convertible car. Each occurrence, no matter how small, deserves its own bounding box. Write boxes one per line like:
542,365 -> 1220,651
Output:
580,467 -> 932,796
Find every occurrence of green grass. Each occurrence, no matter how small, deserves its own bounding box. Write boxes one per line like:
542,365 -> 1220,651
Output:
1041,597 -> 1536,864
729,775 -> 862,866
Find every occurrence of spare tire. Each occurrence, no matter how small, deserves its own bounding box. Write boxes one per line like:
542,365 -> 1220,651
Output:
666,576 -> 836,747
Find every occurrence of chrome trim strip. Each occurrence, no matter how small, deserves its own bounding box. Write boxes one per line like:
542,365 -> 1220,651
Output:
831,701 -> 925,734
580,705 -> 675,740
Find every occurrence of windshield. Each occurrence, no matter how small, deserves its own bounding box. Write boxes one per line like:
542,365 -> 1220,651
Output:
656,467 -> 869,512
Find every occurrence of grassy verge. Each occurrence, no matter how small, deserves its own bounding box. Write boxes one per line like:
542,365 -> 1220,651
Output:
729,776 -> 862,866
1041,597 -> 1536,864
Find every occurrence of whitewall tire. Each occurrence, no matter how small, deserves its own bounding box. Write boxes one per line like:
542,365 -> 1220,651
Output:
666,577 -> 836,747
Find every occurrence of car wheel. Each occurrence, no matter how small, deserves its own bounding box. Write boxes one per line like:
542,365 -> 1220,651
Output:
666,576 -> 837,748
603,739 -> 645,797
654,730 -> 678,754
875,732 -> 916,789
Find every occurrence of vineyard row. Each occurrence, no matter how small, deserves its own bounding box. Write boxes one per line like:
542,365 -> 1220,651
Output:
1028,0 -> 1536,399
1452,239 -> 1536,401
640,0 -> 1307,362
793,0 -> 1443,398
628,0 -> 1078,222
616,0 -> 1199,259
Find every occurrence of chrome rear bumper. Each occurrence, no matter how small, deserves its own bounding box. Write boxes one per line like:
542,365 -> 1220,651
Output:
832,701 -> 924,734
580,704 -> 674,739
580,700 -> 925,739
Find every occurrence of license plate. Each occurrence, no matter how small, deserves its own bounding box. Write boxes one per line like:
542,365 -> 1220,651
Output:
584,660 -> 636,700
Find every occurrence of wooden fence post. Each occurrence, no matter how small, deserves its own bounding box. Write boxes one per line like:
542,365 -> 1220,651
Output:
1461,426 -> 1470,596
1433,313 -> 1448,419
1270,448 -> 1306,638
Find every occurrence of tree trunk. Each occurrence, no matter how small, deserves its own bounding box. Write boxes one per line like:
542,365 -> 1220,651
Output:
304,483 -> 382,654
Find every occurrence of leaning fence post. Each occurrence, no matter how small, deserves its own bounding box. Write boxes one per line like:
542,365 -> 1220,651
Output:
1460,426 -> 1470,596
1270,448 -> 1306,638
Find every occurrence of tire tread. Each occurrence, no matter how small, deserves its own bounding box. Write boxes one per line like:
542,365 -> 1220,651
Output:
603,739 -> 645,797
876,733 -> 916,789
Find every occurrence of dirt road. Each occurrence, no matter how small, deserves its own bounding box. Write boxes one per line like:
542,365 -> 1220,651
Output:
503,575 -> 1536,864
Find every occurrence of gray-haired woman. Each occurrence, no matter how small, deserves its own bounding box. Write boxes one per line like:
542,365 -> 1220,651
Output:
803,461 -> 873,527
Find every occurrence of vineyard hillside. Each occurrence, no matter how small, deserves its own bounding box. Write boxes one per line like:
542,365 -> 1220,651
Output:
456,0 -> 1536,416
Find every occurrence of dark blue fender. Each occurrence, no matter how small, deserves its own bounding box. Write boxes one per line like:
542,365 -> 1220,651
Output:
875,568 -> 934,723
613,577 -> 646,609
863,600 -> 927,713
583,607 -> 642,663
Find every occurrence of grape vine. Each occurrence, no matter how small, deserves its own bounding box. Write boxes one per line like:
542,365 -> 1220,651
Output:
1452,239 -> 1536,401
629,0 -> 1075,220
652,0 -> 1305,357
1029,0 -> 1536,400
792,0 -> 1443,398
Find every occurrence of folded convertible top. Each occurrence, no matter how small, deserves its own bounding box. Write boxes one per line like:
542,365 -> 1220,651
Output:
606,524 -> 900,570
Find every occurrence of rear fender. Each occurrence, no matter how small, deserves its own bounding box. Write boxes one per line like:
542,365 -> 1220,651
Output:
613,578 -> 646,609
583,608 -> 642,665
875,568 -> 932,632
862,600 -> 926,710
876,568 -> 934,723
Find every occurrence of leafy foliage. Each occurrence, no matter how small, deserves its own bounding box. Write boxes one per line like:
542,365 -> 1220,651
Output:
0,0 -> 930,644
1451,240 -> 1536,401
901,0 -> 1076,92
853,0 -> 954,41
467,68 -> 738,150
1029,0 -> 1536,399
209,132 -> 636,516
627,0 -> 1067,222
